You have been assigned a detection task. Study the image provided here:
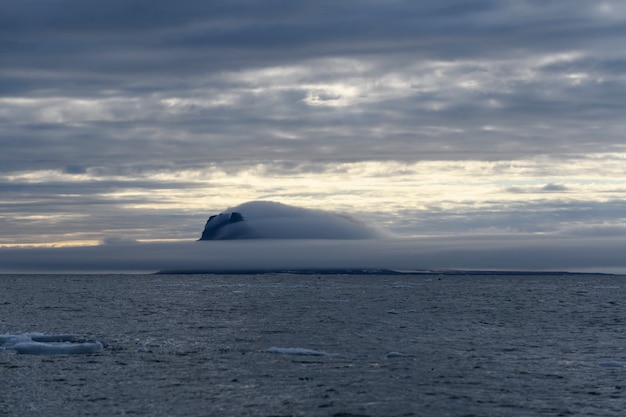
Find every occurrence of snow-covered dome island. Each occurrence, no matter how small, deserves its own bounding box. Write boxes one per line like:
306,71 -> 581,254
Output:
199,201 -> 384,240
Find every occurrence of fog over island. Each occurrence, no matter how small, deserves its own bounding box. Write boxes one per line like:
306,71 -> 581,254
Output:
1,201 -> 625,274
199,201 -> 385,240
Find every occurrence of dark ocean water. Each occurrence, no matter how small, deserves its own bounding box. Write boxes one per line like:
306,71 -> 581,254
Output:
2,273 -> 626,416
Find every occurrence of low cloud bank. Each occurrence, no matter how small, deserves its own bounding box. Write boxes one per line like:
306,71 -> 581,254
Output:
2,235 -> 625,274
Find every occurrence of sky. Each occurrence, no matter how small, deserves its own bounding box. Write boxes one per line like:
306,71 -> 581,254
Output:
1,1 -> 626,272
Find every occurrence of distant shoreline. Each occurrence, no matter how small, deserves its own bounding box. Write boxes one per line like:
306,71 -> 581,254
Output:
155,269 -> 614,276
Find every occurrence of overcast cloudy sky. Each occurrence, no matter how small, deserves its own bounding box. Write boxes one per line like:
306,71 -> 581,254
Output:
1,1 -> 626,271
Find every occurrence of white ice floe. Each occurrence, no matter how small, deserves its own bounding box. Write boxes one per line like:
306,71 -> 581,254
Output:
0,333 -> 103,355
267,347 -> 328,356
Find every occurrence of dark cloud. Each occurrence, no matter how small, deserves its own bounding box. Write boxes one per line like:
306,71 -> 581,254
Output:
3,1 -> 624,88
541,184 -> 569,192
506,184 -> 570,193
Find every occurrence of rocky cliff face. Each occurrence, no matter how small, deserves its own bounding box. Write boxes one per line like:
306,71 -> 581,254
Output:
199,212 -> 249,240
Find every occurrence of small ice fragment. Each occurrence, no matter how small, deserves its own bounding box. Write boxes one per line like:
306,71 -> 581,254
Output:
267,347 -> 328,356
386,351 -> 412,358
387,309 -> 399,314
599,361 -> 626,367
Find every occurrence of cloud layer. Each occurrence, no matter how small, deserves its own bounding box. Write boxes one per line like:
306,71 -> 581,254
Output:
3,0 -> 625,173
1,0 -> 625,263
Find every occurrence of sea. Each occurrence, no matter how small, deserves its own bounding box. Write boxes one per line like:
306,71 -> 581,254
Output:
2,272 -> 626,416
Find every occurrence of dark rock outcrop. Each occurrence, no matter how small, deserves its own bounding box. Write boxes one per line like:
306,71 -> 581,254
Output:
199,212 -> 247,240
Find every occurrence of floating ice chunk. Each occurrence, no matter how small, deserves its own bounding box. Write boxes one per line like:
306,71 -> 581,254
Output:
12,341 -> 103,355
0,333 -> 103,355
386,351 -> 412,358
0,333 -> 33,346
267,347 -> 328,356
599,361 -> 626,367
30,334 -> 80,343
